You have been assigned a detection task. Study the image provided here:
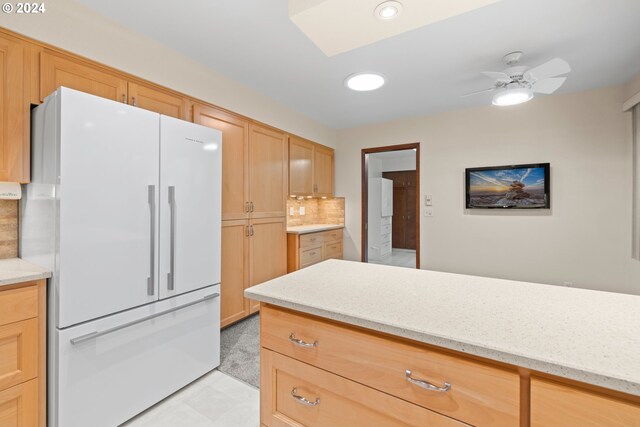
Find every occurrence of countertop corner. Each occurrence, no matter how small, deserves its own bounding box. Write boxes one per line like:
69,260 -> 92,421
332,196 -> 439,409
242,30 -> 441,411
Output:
0,258 -> 51,287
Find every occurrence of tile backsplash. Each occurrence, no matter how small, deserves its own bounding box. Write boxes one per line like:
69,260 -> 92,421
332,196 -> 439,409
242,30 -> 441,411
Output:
0,200 -> 18,259
287,197 -> 345,227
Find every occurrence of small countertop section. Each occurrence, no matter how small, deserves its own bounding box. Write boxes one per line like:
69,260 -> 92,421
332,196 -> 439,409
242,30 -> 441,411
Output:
246,259 -> 640,396
0,258 -> 51,287
286,224 -> 344,234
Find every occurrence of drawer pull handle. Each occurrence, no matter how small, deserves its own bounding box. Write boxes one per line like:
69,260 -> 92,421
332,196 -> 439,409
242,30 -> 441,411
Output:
291,388 -> 320,407
289,333 -> 318,348
405,370 -> 451,392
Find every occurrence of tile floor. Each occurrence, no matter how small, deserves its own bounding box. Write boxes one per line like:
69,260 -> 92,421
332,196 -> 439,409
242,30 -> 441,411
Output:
369,248 -> 416,268
121,370 -> 259,427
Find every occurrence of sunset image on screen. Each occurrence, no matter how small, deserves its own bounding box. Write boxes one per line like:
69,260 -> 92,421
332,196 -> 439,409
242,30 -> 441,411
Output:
467,167 -> 547,208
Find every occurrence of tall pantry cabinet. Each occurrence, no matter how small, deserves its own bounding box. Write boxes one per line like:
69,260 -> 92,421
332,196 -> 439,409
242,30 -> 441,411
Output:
193,105 -> 287,327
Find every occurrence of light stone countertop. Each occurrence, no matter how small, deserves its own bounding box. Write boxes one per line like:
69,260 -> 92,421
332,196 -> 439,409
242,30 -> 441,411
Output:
286,224 -> 345,234
245,259 -> 640,396
0,257 -> 51,287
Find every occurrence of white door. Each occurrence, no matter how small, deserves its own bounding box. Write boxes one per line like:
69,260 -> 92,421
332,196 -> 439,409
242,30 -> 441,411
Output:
159,115 -> 222,299
57,88 -> 160,328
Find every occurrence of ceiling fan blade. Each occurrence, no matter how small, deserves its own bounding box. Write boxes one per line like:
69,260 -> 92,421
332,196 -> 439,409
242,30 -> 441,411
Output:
460,87 -> 496,98
532,77 -> 567,94
526,58 -> 571,81
481,71 -> 511,82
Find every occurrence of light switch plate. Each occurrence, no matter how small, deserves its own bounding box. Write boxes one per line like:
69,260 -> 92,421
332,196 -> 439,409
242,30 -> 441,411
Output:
424,208 -> 433,217
300,206 -> 306,215
289,207 -> 295,216
425,195 -> 432,206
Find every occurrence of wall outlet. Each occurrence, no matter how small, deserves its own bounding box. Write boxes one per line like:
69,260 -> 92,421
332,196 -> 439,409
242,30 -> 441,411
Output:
425,195 -> 433,206
289,207 -> 295,216
563,281 -> 573,287
424,208 -> 433,217
300,206 -> 305,215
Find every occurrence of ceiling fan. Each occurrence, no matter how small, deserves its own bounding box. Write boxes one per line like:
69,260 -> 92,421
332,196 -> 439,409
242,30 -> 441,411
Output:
462,51 -> 571,106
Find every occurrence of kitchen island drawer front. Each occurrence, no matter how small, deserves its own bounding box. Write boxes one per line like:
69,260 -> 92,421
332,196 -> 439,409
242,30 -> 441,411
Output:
261,349 -> 469,427
299,234 -> 323,249
323,242 -> 342,259
0,283 -> 38,326
262,305 -> 519,427
531,377 -> 640,427
300,247 -> 322,267
0,378 -> 38,427
0,318 -> 38,391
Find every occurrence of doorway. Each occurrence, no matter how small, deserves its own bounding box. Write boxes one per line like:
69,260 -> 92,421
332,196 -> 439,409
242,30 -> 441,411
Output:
362,143 -> 420,269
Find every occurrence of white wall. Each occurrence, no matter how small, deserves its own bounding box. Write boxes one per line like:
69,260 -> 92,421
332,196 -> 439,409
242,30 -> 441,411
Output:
382,154 -> 416,172
336,85 -> 640,295
0,0 -> 336,147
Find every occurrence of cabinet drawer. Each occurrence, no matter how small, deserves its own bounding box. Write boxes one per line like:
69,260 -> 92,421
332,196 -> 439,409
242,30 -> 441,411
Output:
299,233 -> 323,249
0,284 -> 38,326
261,349 -> 469,427
262,306 -> 520,427
323,241 -> 342,260
0,318 -> 38,390
319,229 -> 342,243
531,377 -> 640,427
0,378 -> 38,427
300,247 -> 322,267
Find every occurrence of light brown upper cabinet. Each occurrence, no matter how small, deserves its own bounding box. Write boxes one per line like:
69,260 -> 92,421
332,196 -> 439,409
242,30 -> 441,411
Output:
40,51 -> 127,102
249,124 -> 288,218
127,82 -> 187,119
288,136 -> 334,197
313,143 -> 334,197
0,34 -> 28,183
193,104 -> 250,220
289,136 -> 314,196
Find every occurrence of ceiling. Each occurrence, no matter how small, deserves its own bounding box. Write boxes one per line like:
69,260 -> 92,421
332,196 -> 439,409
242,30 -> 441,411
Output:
76,0 -> 640,129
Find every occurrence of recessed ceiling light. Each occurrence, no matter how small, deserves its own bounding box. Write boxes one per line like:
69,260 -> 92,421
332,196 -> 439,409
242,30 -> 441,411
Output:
375,1 -> 403,20
345,73 -> 386,92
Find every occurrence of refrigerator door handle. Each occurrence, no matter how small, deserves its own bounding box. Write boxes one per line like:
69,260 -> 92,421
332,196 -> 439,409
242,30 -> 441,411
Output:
168,186 -> 176,291
69,293 -> 220,345
148,185 -> 156,296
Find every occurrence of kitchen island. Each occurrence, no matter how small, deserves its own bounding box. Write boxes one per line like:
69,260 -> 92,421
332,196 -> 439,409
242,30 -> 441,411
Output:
246,259 -> 640,427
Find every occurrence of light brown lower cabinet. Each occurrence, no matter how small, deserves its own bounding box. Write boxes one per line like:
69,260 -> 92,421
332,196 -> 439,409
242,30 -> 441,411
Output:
260,304 -> 640,427
221,218 -> 286,327
0,280 -> 46,427
287,229 -> 343,272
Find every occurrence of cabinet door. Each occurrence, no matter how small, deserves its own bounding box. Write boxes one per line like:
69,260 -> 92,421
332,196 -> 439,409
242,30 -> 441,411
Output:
249,124 -> 288,218
194,105 -> 249,220
0,379 -> 38,427
289,135 -> 313,196
221,220 -> 250,327
40,51 -> 127,102
128,82 -> 187,119
313,144 -> 334,197
249,217 -> 286,313
0,319 -> 38,391
0,35 -> 26,182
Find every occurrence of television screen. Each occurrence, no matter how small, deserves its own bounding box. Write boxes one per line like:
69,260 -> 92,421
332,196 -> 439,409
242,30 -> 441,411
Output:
466,163 -> 550,209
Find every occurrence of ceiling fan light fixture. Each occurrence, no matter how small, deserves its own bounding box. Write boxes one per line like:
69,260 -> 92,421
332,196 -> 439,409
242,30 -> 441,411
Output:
375,1 -> 403,20
345,72 -> 386,91
492,87 -> 533,106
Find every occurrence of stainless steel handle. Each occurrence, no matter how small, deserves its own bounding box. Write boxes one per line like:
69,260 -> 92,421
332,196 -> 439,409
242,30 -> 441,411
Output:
131,96 -> 137,107
289,333 -> 318,348
245,226 -> 250,237
291,388 -> 320,407
70,293 -> 220,345
250,201 -> 254,212
245,201 -> 250,213
309,251 -> 316,256
405,370 -> 451,392
250,225 -> 254,236
147,185 -> 156,296
168,186 -> 176,291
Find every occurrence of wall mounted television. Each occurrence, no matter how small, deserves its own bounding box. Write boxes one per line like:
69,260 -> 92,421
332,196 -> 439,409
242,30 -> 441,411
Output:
465,163 -> 550,209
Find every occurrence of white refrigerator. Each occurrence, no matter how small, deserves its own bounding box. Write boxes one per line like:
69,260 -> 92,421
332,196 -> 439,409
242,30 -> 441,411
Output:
20,87 -> 222,427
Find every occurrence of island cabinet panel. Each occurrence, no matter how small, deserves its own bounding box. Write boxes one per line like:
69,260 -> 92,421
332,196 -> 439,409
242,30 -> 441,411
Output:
261,305 -> 520,427
261,349 -> 470,427
531,377 -> 640,427
127,82 -> 187,119
40,51 -> 127,102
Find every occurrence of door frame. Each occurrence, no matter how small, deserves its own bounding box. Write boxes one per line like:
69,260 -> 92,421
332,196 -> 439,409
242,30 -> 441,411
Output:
361,143 -> 420,268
